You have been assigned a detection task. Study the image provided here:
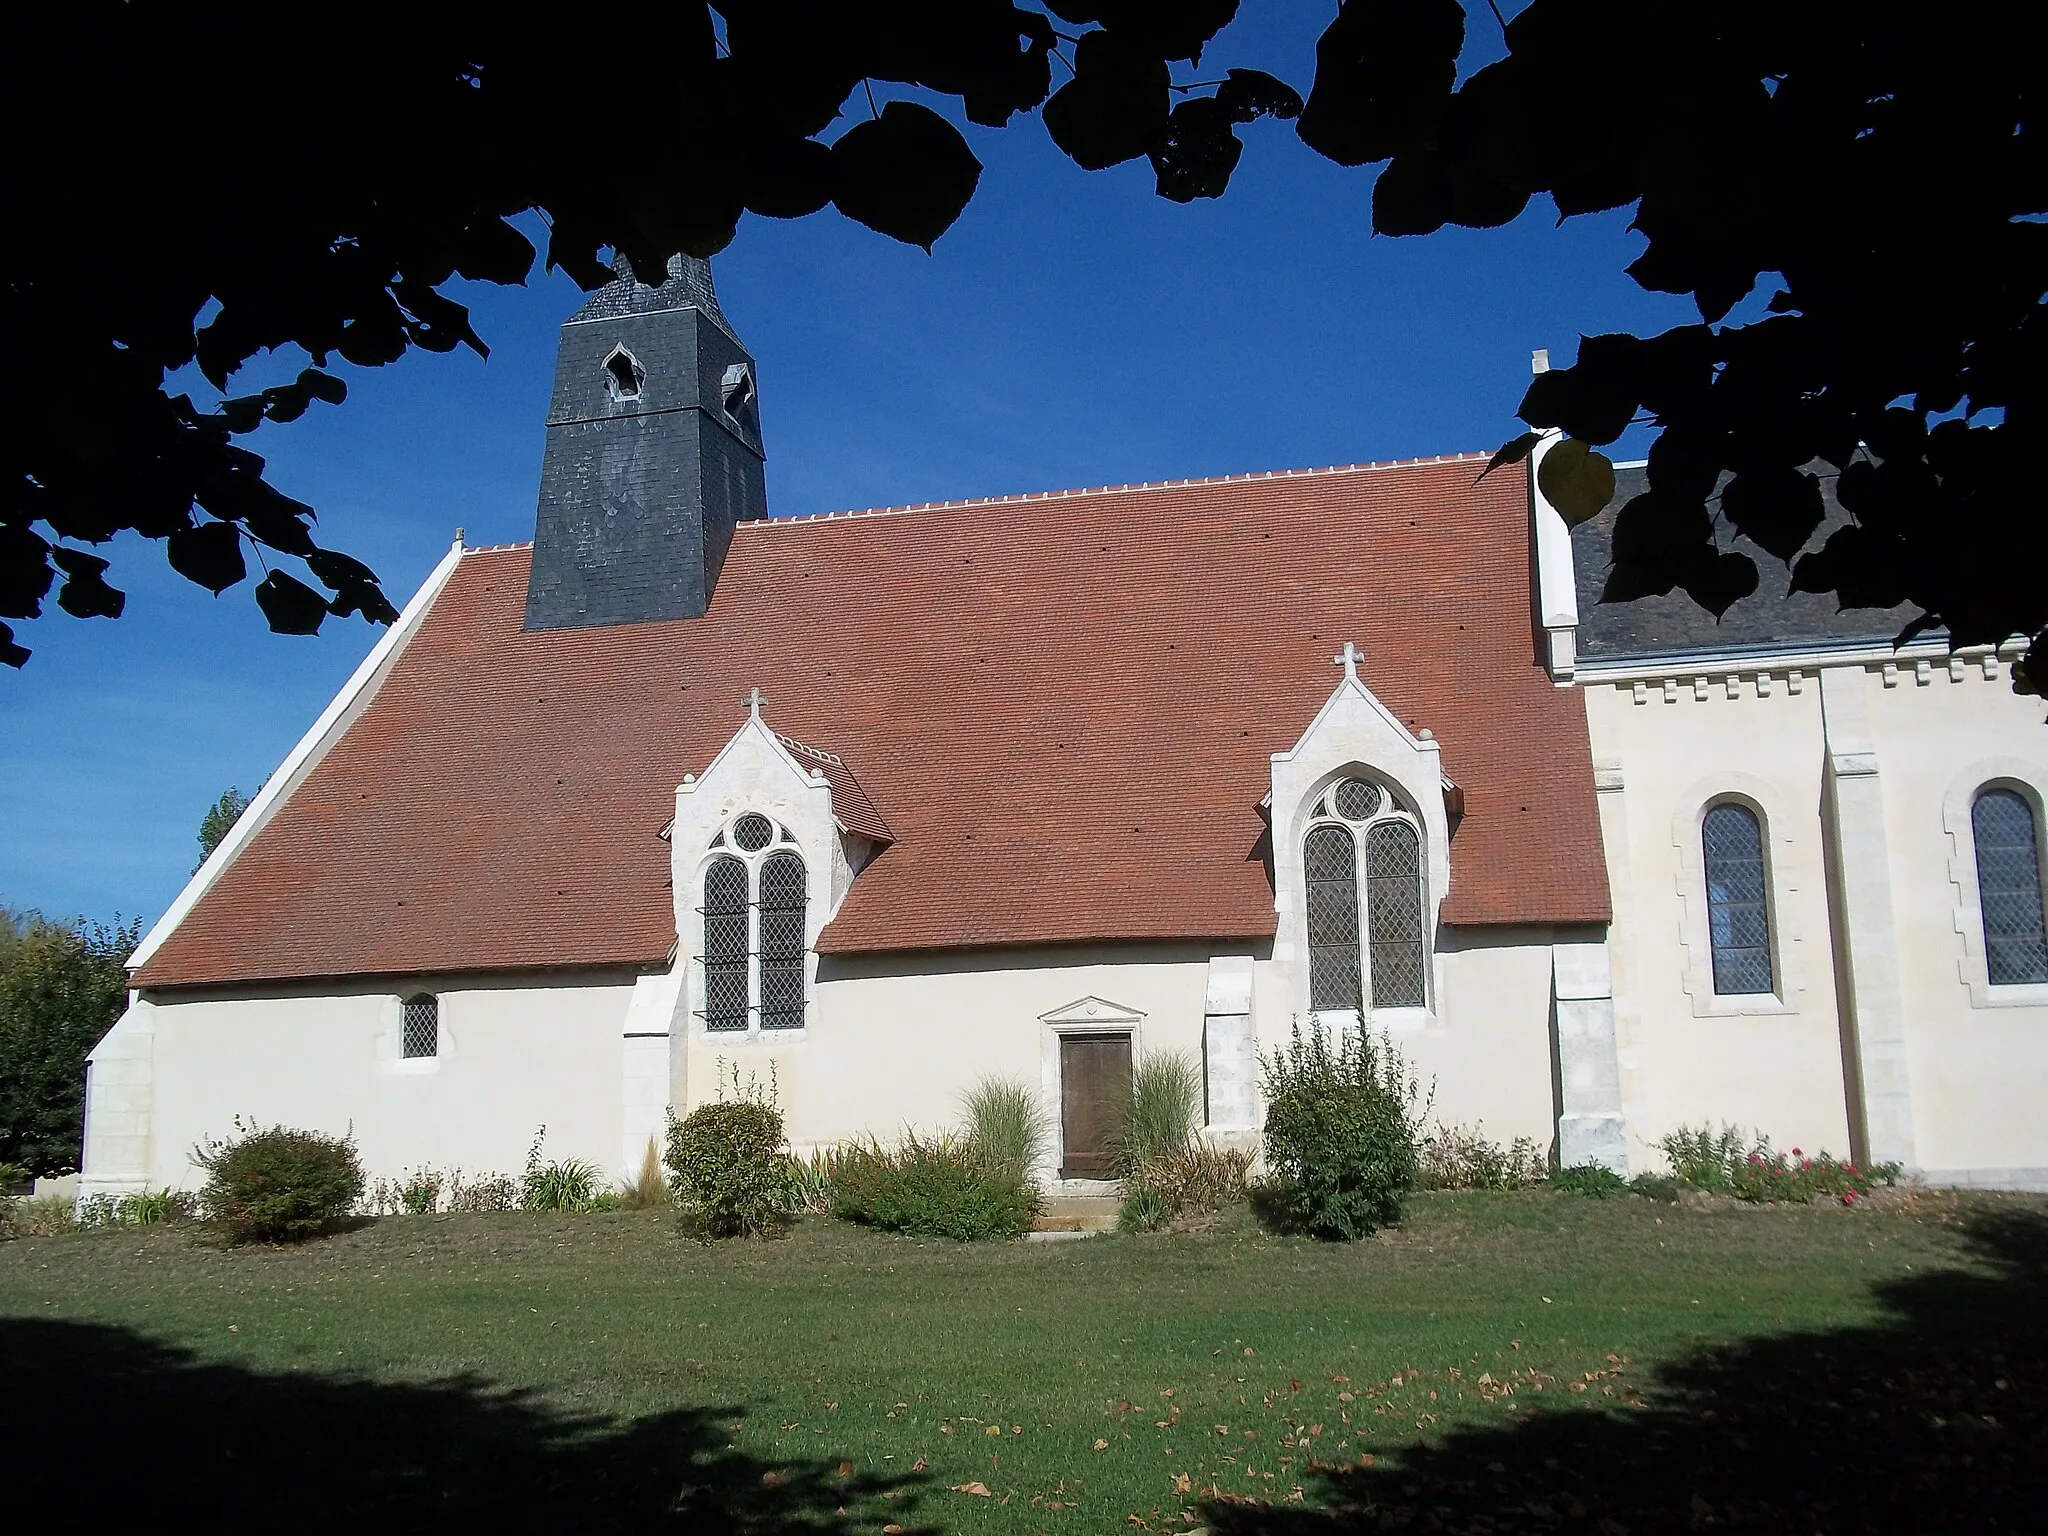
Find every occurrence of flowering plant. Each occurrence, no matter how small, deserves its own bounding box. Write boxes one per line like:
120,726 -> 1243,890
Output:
1662,1124 -> 1901,1205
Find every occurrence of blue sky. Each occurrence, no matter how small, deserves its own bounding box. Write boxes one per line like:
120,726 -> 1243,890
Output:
0,7 -> 1692,929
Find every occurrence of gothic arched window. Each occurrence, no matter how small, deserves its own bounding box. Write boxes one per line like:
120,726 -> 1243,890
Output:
1972,787 -> 2048,985
758,851 -> 808,1030
1303,777 -> 1429,1015
1702,802 -> 1774,995
701,855 -> 750,1031
1365,821 -> 1427,1007
698,818 -> 810,1032
1305,825 -> 1362,1013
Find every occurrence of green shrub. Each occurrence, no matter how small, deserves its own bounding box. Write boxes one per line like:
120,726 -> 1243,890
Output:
828,1133 -> 1040,1241
1552,1163 -> 1629,1198
960,1077 -> 1046,1178
1660,1124 -> 1748,1194
666,1101 -> 789,1237
2,1192 -> 78,1237
1659,1123 -> 1901,1205
1418,1123 -> 1546,1191
1258,1021 -> 1426,1241
519,1128 -> 612,1212
0,1159 -> 28,1194
193,1121 -> 365,1244
445,1171 -> 518,1213
400,1168 -> 444,1215
75,1187 -> 196,1227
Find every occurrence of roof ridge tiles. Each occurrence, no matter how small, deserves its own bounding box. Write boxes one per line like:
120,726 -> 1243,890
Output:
738,452 -> 1492,530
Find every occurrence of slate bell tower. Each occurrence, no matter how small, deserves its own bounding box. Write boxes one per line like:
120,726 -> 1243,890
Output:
524,255 -> 766,630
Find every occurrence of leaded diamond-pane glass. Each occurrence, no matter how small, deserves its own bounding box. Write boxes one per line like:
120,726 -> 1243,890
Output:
1334,778 -> 1383,822
702,854 -> 749,1030
1703,804 -> 1774,995
758,850 -> 807,1029
1973,789 -> 2048,984
1305,825 -> 1362,1013
1365,821 -> 1427,1007
402,995 -> 439,1058
733,813 -> 775,851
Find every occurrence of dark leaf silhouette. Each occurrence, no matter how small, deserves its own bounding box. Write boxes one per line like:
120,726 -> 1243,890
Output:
830,102 -> 983,251
254,570 -> 329,636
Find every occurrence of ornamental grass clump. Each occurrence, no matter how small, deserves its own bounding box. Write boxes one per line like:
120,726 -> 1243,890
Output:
193,1120 -> 365,1244
828,1133 -> 1040,1242
960,1076 -> 1047,1179
1112,1051 -> 1255,1233
617,1138 -> 670,1210
520,1127 -> 614,1212
1258,1021 -> 1427,1240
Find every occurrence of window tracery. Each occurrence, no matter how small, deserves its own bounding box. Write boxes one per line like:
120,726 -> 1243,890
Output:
698,816 -> 808,1031
1303,776 -> 1428,1016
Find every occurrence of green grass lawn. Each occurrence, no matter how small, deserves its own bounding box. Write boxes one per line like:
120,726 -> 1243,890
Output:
4,1190 -> 2043,1533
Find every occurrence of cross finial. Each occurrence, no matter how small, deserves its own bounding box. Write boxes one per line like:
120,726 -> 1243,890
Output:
746,686 -> 766,721
1333,641 -> 1363,684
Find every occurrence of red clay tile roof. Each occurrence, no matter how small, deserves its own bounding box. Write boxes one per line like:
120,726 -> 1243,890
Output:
132,457 -> 1609,988
774,733 -> 894,844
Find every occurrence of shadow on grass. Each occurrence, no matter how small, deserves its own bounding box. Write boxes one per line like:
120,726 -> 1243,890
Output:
0,1318 -> 932,1532
1204,1204 -> 2048,1534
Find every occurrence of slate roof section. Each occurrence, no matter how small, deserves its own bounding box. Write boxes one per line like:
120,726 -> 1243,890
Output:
133,457 -> 1610,988
564,253 -> 738,346
1571,463 -> 1915,661
775,733 -> 894,844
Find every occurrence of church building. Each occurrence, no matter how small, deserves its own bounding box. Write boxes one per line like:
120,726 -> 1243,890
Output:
82,258 -> 2048,1200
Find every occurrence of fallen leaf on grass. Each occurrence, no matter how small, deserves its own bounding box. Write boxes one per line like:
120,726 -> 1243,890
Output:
951,1481 -> 993,1497
985,1424 -> 1001,1436
760,1471 -> 788,1489
911,1458 -> 927,1472
1093,1438 -> 1110,1451
939,1424 -> 955,1435
836,1462 -> 852,1478
1171,1472 -> 1193,1495
884,1526 -> 907,1534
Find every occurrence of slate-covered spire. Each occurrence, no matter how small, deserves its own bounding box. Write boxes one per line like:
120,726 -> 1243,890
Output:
524,255 -> 767,631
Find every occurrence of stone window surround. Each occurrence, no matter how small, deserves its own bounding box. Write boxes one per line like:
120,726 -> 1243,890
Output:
1300,774 -> 1432,1027
378,991 -> 452,1075
689,812 -> 810,1037
1942,758 -> 2048,1009
1672,771 -> 1803,1018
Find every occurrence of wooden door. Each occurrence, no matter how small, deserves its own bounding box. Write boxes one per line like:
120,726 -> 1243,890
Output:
1060,1033 -> 1132,1178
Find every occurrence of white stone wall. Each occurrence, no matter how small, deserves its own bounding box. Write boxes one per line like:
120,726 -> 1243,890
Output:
1584,648 -> 2048,1188
98,974 -> 636,1194
105,927 -> 1587,1194
1860,657 -> 2048,1182
1585,672 -> 1856,1166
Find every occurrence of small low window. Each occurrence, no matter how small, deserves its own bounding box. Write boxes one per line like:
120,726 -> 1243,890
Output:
603,346 -> 645,402
402,994 -> 439,1058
